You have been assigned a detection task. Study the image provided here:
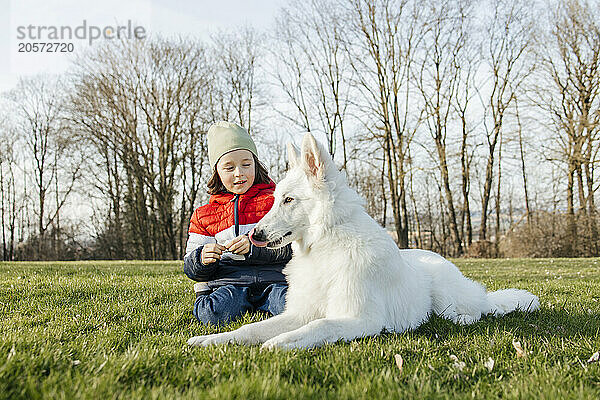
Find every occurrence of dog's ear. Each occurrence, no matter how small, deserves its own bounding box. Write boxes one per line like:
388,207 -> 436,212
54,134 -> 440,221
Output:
287,142 -> 301,168
301,132 -> 332,183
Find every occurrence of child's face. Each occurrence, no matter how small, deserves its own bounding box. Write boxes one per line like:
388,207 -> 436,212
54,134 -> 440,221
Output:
216,149 -> 256,194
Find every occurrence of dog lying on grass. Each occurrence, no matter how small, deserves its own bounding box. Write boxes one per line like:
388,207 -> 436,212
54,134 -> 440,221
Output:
188,133 -> 539,350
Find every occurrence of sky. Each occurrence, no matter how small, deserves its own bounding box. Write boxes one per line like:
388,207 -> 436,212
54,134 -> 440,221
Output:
0,0 -> 285,226
0,0 -> 568,237
0,0 -> 283,92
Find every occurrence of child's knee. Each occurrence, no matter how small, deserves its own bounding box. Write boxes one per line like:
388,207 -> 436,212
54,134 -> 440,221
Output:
193,301 -> 233,326
193,285 -> 251,326
266,284 -> 288,316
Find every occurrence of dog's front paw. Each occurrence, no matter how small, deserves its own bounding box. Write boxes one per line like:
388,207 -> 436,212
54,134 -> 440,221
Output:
261,333 -> 306,351
187,333 -> 233,347
187,334 -> 215,346
260,338 -> 286,351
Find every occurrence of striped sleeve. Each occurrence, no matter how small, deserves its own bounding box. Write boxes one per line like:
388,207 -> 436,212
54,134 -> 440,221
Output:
185,207 -> 216,257
185,233 -> 216,257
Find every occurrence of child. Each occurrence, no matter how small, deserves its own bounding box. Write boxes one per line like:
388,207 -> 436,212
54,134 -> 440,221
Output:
183,121 -> 291,326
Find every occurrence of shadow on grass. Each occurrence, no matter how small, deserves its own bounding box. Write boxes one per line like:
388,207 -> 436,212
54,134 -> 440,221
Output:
409,307 -> 600,342
192,306 -> 599,352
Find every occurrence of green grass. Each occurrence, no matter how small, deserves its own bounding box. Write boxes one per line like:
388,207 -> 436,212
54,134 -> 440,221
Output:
1,258 -> 599,399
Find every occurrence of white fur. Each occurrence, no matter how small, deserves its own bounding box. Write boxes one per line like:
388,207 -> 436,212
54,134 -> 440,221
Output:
188,133 -> 540,350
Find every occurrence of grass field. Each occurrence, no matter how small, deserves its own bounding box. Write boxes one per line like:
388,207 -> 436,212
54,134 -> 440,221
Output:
1,258 -> 599,399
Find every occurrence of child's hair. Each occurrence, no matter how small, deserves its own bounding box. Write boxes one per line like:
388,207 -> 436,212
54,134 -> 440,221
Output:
207,154 -> 271,194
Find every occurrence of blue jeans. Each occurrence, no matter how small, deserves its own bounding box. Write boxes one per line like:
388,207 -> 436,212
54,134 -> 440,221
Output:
193,283 -> 288,326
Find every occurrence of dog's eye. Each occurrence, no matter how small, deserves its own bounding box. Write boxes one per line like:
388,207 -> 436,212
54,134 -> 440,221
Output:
283,197 -> 294,204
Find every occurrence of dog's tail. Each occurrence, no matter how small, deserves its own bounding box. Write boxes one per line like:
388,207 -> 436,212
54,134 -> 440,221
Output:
486,289 -> 540,316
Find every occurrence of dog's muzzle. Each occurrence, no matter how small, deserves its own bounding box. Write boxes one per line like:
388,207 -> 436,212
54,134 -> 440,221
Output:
250,228 -> 293,248
266,231 -> 293,248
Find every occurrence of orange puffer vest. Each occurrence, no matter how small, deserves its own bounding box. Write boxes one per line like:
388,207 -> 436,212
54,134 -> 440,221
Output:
184,181 -> 291,290
186,182 -> 276,255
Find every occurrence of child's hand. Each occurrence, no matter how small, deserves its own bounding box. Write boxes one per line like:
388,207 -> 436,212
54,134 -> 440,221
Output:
201,243 -> 226,264
226,235 -> 251,255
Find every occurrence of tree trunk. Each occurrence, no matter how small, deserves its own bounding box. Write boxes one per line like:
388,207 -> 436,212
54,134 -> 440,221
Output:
434,135 -> 463,256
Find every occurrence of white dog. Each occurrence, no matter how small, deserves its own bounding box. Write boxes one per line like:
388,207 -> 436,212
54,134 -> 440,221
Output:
188,133 -> 539,350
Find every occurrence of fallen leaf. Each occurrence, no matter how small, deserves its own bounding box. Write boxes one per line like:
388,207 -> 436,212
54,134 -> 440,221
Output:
512,340 -> 526,358
394,354 -> 403,373
450,354 -> 466,371
484,357 -> 495,371
588,351 -> 599,364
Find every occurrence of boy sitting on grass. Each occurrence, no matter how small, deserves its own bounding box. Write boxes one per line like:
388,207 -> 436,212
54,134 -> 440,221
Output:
183,121 -> 291,326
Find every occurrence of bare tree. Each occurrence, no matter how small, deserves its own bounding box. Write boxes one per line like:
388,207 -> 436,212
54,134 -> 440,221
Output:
271,0 -> 352,168
344,0 -> 421,248
70,38 -> 211,259
413,0 -> 473,256
452,31 -> 480,251
7,77 -> 81,260
531,0 -> 600,255
477,0 -> 535,242
514,98 -> 532,225
211,28 -> 263,134
0,118 -> 21,261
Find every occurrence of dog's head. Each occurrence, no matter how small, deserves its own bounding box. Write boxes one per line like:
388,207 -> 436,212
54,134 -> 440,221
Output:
251,132 -> 361,249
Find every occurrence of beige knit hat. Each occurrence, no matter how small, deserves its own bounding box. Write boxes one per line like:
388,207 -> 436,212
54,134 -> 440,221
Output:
207,121 -> 258,169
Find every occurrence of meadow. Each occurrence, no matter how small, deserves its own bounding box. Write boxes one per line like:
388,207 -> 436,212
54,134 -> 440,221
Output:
1,258 -> 599,399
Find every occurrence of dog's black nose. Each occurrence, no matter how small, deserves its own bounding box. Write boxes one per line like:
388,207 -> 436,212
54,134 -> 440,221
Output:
252,228 -> 267,242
